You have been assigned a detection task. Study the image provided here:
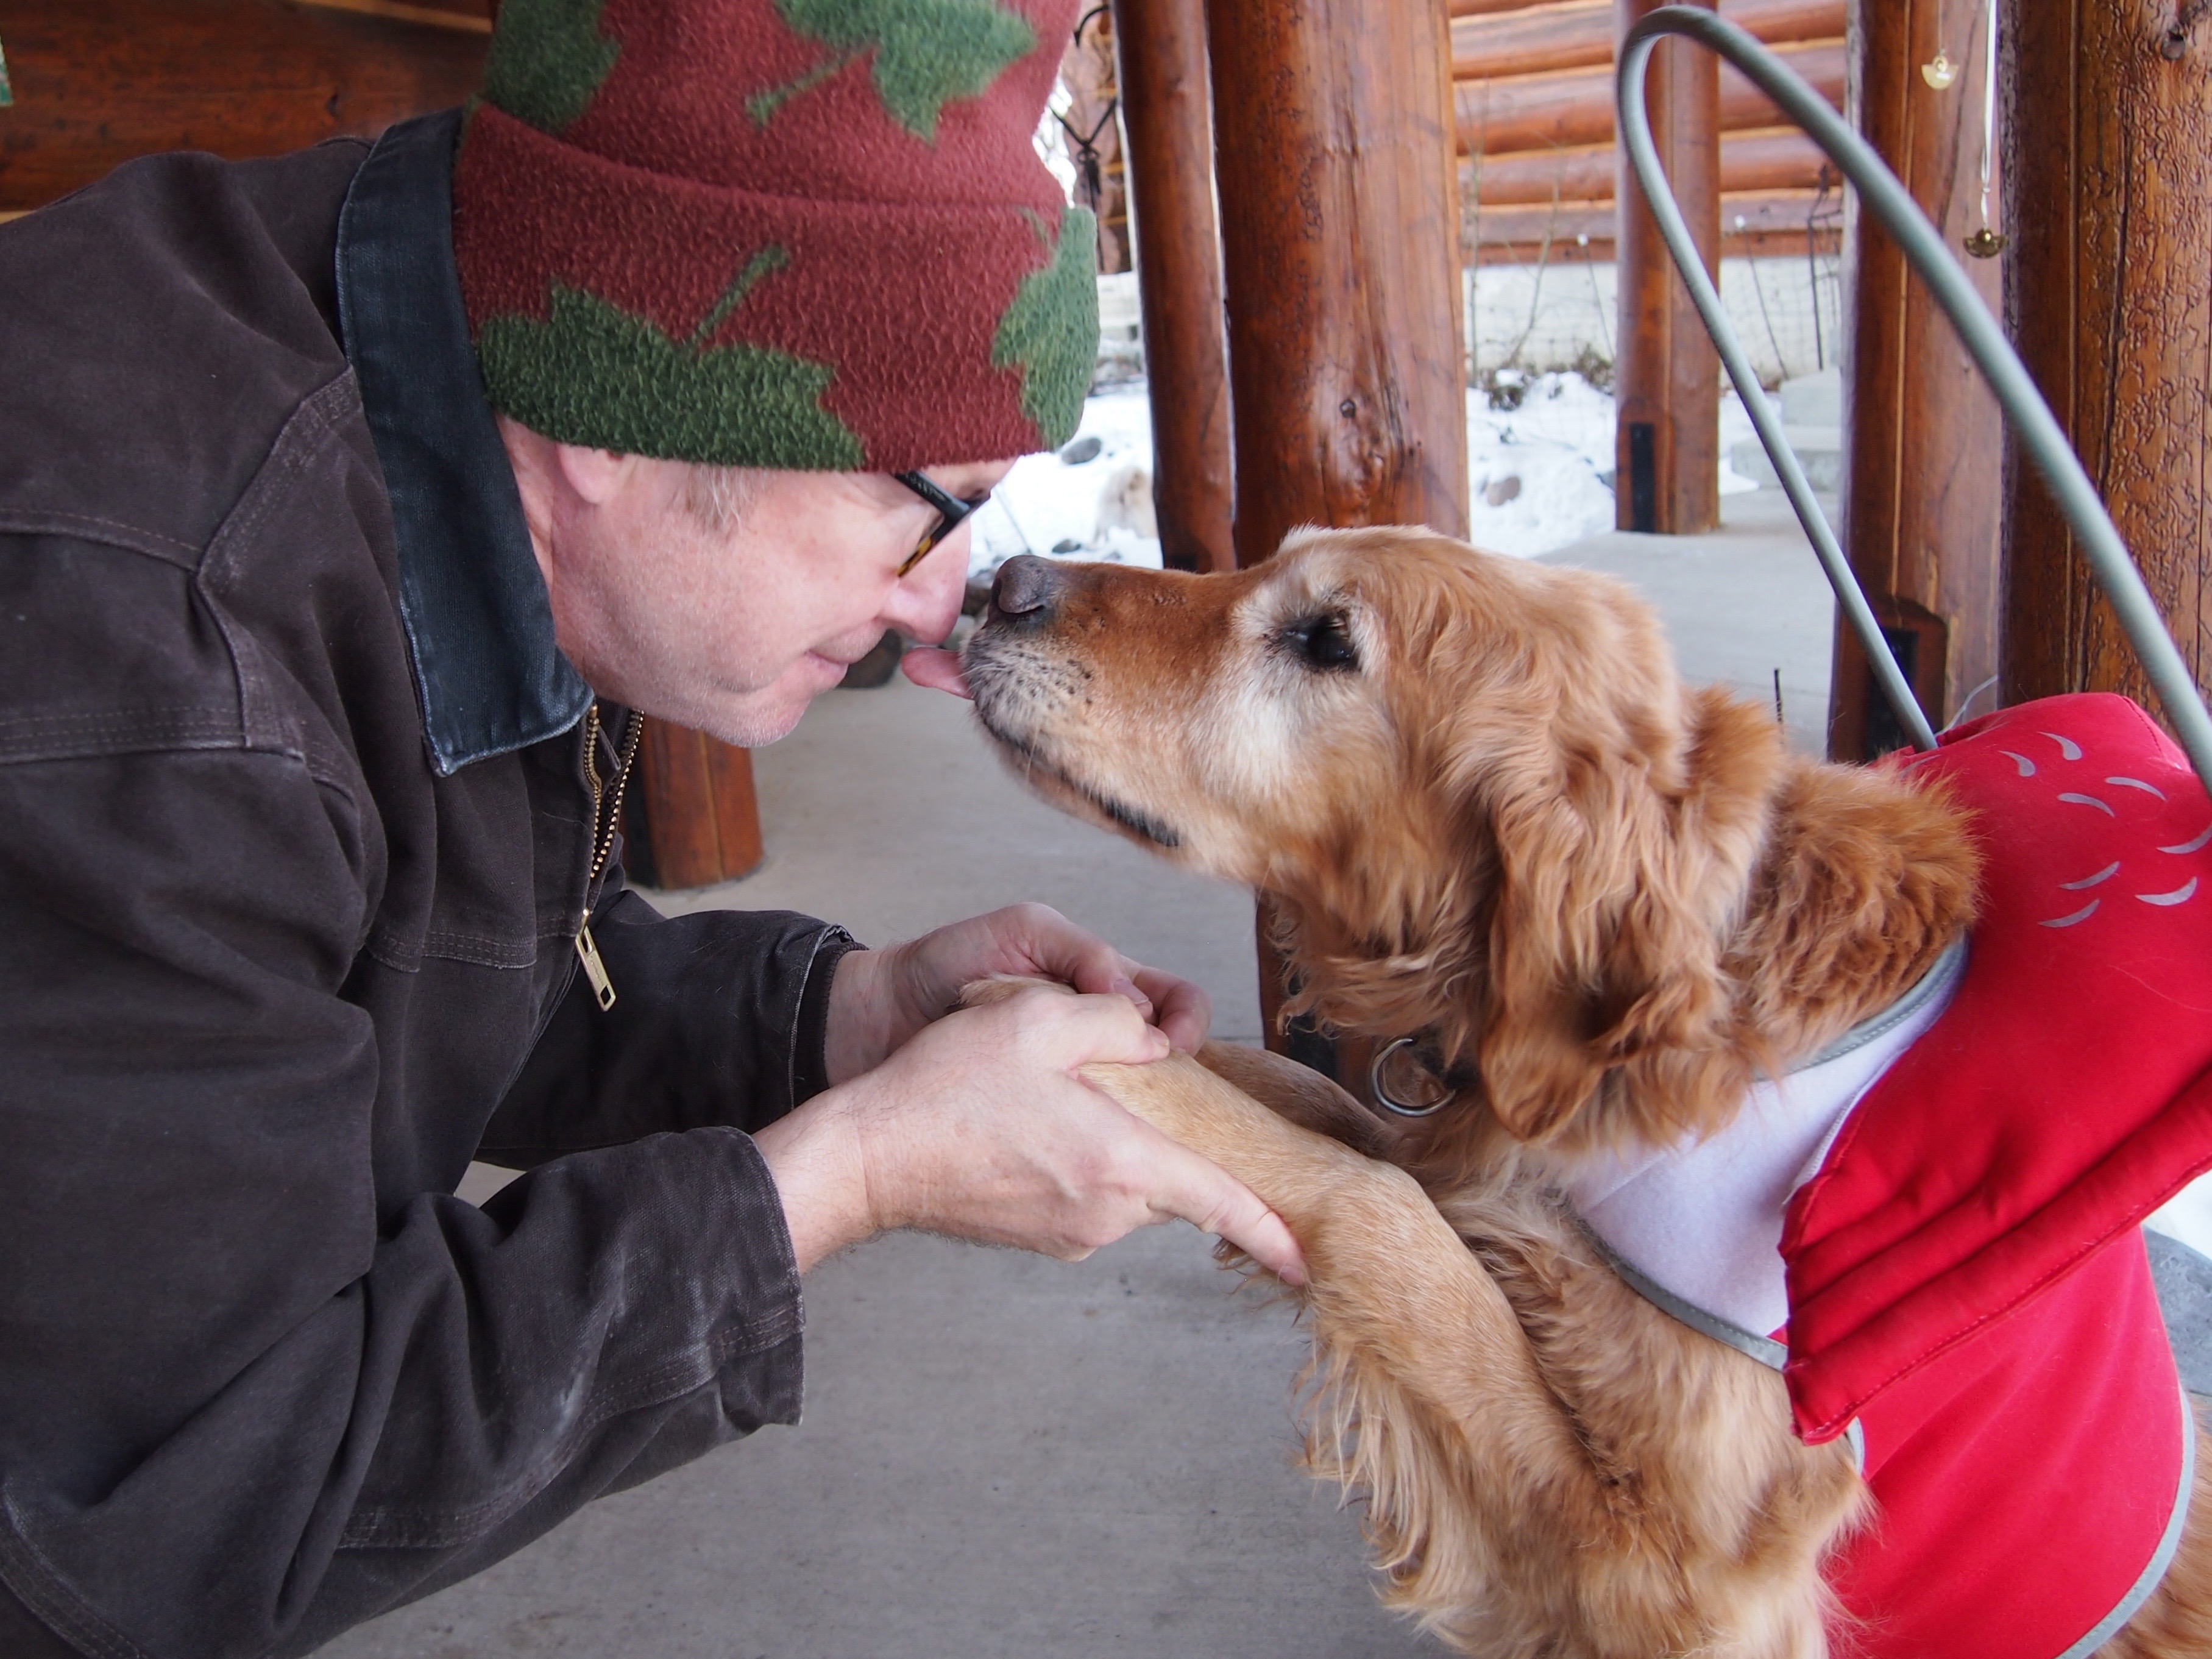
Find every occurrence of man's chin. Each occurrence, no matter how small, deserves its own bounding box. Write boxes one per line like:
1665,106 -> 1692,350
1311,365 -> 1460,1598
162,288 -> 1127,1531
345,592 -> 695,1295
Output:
701,655 -> 844,746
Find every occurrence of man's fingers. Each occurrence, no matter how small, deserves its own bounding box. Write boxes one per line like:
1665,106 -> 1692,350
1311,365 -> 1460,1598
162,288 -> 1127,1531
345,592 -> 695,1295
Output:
1130,964 -> 1211,1053
1019,918 -> 1157,1020
1151,1143 -> 1307,1285
1009,988 -> 1171,1069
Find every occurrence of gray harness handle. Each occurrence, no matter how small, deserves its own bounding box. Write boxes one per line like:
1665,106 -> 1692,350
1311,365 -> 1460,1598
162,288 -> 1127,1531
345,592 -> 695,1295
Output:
1615,7 -> 2212,792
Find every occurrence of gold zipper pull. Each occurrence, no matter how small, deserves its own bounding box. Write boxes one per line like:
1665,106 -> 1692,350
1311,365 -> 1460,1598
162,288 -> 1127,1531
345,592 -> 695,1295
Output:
576,922 -> 616,1011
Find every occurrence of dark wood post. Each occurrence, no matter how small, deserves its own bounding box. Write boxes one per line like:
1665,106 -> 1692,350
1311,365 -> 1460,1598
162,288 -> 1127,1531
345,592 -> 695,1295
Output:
1612,0 -> 1721,535
1829,0 -> 2004,759
628,723 -> 765,890
1999,0 -> 2212,712
1208,0 -> 1469,1082
1110,0 -> 1235,575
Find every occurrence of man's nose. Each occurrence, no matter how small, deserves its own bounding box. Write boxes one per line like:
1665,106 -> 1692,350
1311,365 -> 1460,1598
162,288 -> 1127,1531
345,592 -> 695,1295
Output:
988,554 -> 1062,626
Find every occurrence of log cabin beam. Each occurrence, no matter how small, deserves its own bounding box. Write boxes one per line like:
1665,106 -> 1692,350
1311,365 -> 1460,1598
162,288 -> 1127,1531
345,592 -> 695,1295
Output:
1613,0 -> 1722,535
1453,37 -> 1842,155
0,0 -> 487,212
1999,0 -> 2212,716
1475,126 -> 1826,204
1451,0 -> 1569,16
1827,0 -> 2003,760
1208,0 -> 1468,1084
1468,185 -> 1835,259
1111,0 -> 1235,574
1451,0 -> 1840,83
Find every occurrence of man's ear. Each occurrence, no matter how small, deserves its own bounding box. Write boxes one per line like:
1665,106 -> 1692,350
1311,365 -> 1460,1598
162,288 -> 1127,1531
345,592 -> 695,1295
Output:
552,441 -> 642,507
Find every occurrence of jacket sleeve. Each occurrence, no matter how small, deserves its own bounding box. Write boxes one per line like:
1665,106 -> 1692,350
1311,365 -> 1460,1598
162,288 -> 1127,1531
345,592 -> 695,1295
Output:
0,746 -> 806,1659
477,881 -> 862,1166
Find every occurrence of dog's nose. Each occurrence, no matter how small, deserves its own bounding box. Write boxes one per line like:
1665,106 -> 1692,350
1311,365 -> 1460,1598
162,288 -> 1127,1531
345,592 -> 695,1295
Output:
989,554 -> 1062,625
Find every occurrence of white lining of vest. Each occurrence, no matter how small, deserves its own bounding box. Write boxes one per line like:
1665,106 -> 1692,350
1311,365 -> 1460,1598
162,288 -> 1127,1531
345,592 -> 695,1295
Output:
1564,939 -> 1969,1345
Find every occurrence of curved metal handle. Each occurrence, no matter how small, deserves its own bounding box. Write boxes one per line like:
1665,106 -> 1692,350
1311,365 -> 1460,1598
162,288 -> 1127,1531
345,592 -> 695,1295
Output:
1616,7 -> 2212,790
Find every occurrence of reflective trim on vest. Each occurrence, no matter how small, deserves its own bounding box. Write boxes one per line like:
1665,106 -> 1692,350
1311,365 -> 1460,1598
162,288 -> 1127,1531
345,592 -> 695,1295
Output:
1582,1218 -> 1871,1477
2053,1382 -> 2196,1659
1798,937 -> 1969,1071
1575,1219 -> 1788,1369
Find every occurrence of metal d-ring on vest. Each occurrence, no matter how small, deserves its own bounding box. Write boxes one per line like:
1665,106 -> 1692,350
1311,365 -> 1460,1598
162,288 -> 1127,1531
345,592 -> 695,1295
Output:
1615,8 -> 2212,798
1370,1035 -> 1454,1118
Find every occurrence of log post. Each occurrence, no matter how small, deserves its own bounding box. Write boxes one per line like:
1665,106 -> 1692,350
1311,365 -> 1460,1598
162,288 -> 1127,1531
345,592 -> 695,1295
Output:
1613,0 -> 1721,535
1208,0 -> 1468,557
626,723 -> 765,890
1208,0 -> 1469,1084
1110,0 -> 1234,574
1829,0 -> 2004,759
1999,0 -> 2212,714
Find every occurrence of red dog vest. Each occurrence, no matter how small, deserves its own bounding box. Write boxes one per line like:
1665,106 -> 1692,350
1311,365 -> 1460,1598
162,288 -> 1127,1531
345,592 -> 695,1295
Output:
1776,694 -> 2212,1657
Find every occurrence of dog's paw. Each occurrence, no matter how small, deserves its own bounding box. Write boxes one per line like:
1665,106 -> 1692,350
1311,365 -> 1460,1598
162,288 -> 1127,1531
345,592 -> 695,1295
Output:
956,973 -> 1066,1011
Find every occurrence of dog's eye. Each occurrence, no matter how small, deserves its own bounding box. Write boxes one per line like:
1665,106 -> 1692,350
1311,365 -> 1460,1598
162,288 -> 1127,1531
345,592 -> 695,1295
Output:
1281,613 -> 1359,673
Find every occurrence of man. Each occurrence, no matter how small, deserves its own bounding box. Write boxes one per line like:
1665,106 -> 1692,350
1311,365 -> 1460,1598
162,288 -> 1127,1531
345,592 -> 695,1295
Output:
0,1 -> 1300,1653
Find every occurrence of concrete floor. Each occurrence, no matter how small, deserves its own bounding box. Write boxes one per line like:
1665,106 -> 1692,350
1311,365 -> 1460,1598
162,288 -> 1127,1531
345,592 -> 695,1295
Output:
325,491 -> 1838,1659
1537,486 -> 1840,758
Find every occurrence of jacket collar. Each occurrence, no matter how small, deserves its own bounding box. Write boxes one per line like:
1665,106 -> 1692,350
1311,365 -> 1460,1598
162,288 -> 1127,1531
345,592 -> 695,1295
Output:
334,107 -> 592,776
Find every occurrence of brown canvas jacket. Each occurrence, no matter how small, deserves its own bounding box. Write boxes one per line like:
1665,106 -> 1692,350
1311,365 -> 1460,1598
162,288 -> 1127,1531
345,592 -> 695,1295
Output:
0,112 -> 851,1658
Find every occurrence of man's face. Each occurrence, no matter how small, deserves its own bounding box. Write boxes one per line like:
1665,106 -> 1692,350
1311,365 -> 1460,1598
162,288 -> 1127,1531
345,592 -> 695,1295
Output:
519,435 -> 1013,746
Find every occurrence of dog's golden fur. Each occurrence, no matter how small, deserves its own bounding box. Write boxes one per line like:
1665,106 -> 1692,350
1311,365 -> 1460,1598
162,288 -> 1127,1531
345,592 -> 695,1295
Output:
963,528 -> 2212,1658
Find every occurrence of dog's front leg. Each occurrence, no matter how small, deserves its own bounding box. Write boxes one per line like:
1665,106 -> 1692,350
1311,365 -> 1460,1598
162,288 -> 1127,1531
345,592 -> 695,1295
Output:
1193,1040 -> 1406,1160
1083,1050 -> 1598,1480
1085,1048 -> 1856,1659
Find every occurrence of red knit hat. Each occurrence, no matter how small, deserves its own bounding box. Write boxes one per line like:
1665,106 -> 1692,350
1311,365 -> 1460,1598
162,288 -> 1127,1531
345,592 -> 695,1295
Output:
451,0 -> 1097,471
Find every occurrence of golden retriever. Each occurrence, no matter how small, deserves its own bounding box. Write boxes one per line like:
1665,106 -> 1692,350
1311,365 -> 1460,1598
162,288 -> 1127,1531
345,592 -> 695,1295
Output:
955,527 -> 2212,1659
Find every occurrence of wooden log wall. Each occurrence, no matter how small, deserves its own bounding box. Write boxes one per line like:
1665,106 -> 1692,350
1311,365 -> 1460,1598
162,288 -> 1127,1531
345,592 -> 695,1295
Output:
1453,0 -> 1845,263
1999,0 -> 2212,719
1110,0 -> 1233,574
1207,0 -> 1469,1087
0,0 -> 488,214
1829,0 -> 2004,759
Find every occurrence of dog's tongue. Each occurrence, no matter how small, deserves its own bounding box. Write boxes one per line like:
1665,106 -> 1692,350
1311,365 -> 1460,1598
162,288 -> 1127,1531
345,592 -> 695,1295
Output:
901,646 -> 972,700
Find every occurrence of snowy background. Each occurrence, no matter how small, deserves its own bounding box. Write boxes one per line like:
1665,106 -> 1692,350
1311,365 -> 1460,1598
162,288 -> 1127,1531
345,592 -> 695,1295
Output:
966,370 -> 1772,584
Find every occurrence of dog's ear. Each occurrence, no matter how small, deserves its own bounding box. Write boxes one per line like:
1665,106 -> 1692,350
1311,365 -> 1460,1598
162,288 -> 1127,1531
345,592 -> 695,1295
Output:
1471,686 -> 1781,1143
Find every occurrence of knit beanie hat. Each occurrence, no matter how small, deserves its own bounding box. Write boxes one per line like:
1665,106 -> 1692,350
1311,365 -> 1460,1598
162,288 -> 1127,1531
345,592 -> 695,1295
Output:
450,0 -> 1097,472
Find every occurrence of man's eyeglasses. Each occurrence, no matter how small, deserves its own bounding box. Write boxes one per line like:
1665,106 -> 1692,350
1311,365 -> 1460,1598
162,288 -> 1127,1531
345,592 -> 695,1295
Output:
894,471 -> 991,578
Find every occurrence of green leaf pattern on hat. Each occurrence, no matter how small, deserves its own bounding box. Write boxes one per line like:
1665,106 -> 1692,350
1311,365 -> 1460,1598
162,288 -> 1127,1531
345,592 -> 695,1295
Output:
482,0 -> 622,135
752,0 -> 1037,141
993,206 -> 1097,449
478,259 -> 867,469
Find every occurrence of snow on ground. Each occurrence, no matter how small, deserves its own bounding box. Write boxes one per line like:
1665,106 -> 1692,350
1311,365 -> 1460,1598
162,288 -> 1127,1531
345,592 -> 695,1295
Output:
969,383 -> 1163,581
1464,371 -> 1768,559
968,372 -> 1777,577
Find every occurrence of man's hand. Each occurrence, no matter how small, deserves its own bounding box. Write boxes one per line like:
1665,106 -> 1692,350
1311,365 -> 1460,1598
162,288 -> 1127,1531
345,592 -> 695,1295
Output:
824,903 -> 1210,1082
754,983 -> 1304,1284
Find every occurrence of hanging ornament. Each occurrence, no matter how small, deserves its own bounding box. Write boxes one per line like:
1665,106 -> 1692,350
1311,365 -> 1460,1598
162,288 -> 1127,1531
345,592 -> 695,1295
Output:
1921,46 -> 1960,88
1962,0 -> 2005,257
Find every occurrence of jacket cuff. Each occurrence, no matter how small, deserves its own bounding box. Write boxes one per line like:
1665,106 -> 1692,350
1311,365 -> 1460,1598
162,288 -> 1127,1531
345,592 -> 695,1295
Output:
789,928 -> 862,1108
